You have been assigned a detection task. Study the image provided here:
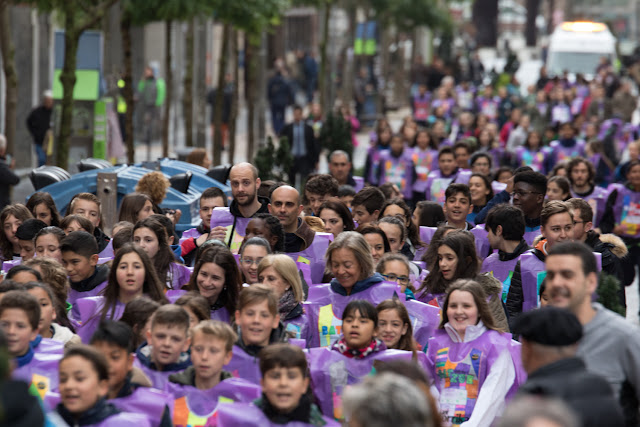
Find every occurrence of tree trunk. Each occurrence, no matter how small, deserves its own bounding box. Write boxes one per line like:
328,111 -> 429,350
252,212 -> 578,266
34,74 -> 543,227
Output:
472,0 -> 499,47
246,40 -> 256,164
525,0 -> 540,47
162,20 -> 172,157
195,17 -> 207,148
121,9 -> 135,163
57,9 -> 80,169
213,22 -> 230,166
319,1 -> 332,112
0,1 -> 18,157
228,29 -> 239,164
183,19 -> 195,147
340,4 -> 357,108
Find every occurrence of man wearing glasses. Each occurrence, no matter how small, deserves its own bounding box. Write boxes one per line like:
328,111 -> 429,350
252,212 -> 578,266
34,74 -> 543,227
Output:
511,171 -> 547,245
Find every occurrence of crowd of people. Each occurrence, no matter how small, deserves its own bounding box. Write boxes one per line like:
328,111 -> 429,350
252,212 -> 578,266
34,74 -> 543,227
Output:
0,56 -> 639,427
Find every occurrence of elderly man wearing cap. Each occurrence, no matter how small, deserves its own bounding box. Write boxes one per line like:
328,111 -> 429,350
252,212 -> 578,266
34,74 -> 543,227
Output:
515,306 -> 624,427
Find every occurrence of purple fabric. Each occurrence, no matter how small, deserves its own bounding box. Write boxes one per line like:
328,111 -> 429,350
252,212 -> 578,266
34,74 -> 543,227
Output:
366,146 -> 389,185
551,104 -> 571,125
36,337 -> 65,355
111,386 -> 175,427
307,347 -> 424,420
570,185 -> 609,227
223,345 -> 261,385
285,232 -> 332,284
518,251 -> 545,313
425,169 -> 471,204
305,282 -> 398,348
211,306 -> 231,323
166,378 -> 260,427
209,207 -> 251,254
67,281 -> 108,306
297,261 -> 313,289
523,229 -> 541,246
378,149 -> 415,199
491,181 -> 507,195
353,176 -> 365,192
413,226 -> 436,261
91,412 -> 152,427
168,262 -> 192,290
166,289 -> 188,303
397,294 -> 441,349
608,183 -> 640,238
13,350 -> 62,397
514,146 -> 549,174
181,227 -> 203,241
481,253 -> 520,303
284,311 -> 312,344
426,328 -> 520,425
412,93 -> 431,121
416,290 -> 445,307
216,402 -> 340,427
98,240 -> 114,259
470,224 -> 492,259
75,297 -> 126,343
133,357 -> 179,390
549,139 -> 586,164
476,97 -> 499,120
2,258 -> 20,272
412,148 -> 439,193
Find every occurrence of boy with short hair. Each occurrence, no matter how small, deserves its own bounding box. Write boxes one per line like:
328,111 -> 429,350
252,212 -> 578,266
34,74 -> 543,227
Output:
425,147 -> 471,204
168,320 -> 261,426
91,320 -> 173,427
0,290 -> 62,397
304,174 -> 339,216
15,219 -> 47,261
180,187 -> 227,266
224,284 -> 287,384
351,187 -> 385,227
442,183 -> 474,230
135,304 -> 192,389
216,343 -> 336,426
60,230 -> 109,304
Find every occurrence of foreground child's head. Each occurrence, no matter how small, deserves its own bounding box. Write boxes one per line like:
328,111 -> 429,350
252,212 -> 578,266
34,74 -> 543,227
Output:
146,305 -> 191,369
58,345 -> 110,415
440,279 -> 500,338
259,344 -> 310,414
190,320 -> 237,388
235,284 -> 280,348
0,290 -> 40,357
60,231 -> 99,283
341,300 -> 378,350
90,320 -> 135,397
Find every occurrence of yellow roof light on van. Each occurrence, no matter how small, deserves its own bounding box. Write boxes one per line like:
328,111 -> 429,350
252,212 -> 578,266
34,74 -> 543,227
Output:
561,21 -> 607,33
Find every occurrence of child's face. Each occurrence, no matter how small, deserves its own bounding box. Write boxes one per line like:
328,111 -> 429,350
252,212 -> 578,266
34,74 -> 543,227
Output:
240,245 -> 268,285
305,192 -> 328,217
363,233 -> 385,264
137,200 -> 154,222
3,214 -> 22,246
381,260 -> 410,294
133,227 -> 159,260
72,199 -> 101,228
64,220 -> 87,235
235,300 -> 279,347
190,333 -> 232,383
196,262 -> 225,304
0,308 -> 38,357
18,239 -> 35,261
378,309 -> 408,349
59,356 -> 109,415
351,205 -> 378,227
446,290 -> 479,337
628,143 -> 640,160
390,137 -> 404,154
92,341 -> 134,394
33,203 -> 53,226
342,309 -> 376,349
27,287 -> 56,336
116,252 -> 146,299
261,366 -> 309,413
35,234 -> 62,263
339,195 -> 354,209
454,148 -> 470,169
439,154 -> 456,175
444,192 -> 472,225
416,132 -> 430,149
438,244 -> 459,281
378,223 -> 403,253
147,324 -> 190,369
540,286 -> 550,307
319,208 -> 345,238
199,197 -> 225,229
62,251 -> 98,282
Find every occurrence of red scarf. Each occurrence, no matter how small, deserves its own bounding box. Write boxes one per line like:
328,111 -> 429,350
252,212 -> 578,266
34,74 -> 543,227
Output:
332,338 -> 384,359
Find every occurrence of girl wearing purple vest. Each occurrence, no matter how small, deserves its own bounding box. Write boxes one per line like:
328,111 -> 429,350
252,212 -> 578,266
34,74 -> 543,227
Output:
514,130 -> 548,174
0,203 -> 32,262
56,345 -> 151,427
364,126 -> 392,185
378,134 -> 416,202
185,245 -> 240,323
412,129 -> 439,202
427,279 -> 517,427
376,299 -> 418,352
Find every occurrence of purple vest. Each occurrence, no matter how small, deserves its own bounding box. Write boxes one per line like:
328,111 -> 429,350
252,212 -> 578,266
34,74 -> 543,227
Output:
518,251 -> 545,313
223,345 -> 261,385
283,311 -> 312,344
167,379 -> 261,427
491,181 -> 507,195
378,149 -> 415,199
397,295 -> 441,349
515,146 -> 548,174
168,262 -> 192,290
412,93 -> 431,121
307,347 -> 424,420
551,103 -> 571,124
425,169 -> 471,204
477,97 -> 498,120
216,402 -> 340,427
305,282 -> 398,348
67,281 -> 108,306
210,207 -> 251,254
550,139 -> 586,164
111,387 -> 174,427
134,358 -> 183,390
523,228 -> 541,246
181,227 -> 203,241
36,337 -> 65,355
570,186 -> 609,227
211,306 -> 231,323
481,253 -> 520,303
353,176 -> 365,192
470,224 -> 492,259
1,258 -> 20,273
412,148 -> 439,193
285,232 -> 332,284
366,146 -> 389,184
413,226 -> 437,262
608,183 -> 640,238
13,350 -> 62,399
74,296 -> 125,343
426,329 -> 519,426
98,240 -> 114,259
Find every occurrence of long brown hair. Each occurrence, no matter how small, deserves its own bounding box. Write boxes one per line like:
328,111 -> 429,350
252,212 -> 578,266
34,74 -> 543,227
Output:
376,299 -> 418,354
132,217 -> 176,287
26,192 -> 62,227
439,279 -> 503,332
118,193 -> 152,224
0,204 -> 33,260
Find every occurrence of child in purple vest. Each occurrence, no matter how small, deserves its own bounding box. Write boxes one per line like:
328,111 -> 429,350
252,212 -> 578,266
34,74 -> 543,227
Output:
426,280 -> 519,426
378,134 -> 416,202
224,284 -> 289,385
216,343 -> 337,426
1,290 -> 63,395
167,320 -> 261,426
351,187 -> 385,227
135,305 -> 192,389
61,231 -> 109,305
425,147 -> 471,204
411,129 -> 439,202
91,320 -> 173,427
364,126 -> 392,186
56,345 -> 150,427
546,122 -> 586,172
25,282 -> 80,348
180,187 -> 227,266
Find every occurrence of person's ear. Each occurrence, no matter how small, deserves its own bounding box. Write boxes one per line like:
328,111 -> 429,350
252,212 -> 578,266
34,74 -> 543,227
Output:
126,353 -> 135,371
168,235 -> 175,245
145,328 -> 152,343
234,310 -> 241,325
496,225 -> 503,237
586,271 -> 598,295
467,204 -> 474,215
303,376 -> 310,392
29,329 -> 38,342
181,336 -> 191,353
97,378 -> 110,399
223,350 -> 233,366
585,221 -> 593,233
271,314 -> 280,330
401,322 -> 409,336
268,204 -> 275,215
372,209 -> 380,220
298,205 -> 304,215
256,178 -> 261,190
90,254 -> 99,267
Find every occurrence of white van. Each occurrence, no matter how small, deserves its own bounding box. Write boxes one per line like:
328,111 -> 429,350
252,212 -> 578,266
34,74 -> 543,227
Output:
546,21 -> 617,79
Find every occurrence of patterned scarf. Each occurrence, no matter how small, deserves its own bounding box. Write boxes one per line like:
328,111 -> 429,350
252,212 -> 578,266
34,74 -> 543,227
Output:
332,337 -> 384,359
278,288 -> 299,319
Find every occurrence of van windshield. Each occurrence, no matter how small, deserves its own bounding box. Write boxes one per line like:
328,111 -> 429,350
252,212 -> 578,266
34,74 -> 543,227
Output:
547,52 -> 609,76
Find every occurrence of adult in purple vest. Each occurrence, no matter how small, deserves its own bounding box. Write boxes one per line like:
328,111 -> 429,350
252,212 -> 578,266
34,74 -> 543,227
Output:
425,147 -> 471,204
56,345 -> 151,427
567,157 -> 609,227
481,204 -> 530,303
426,280 -> 521,427
328,150 -> 359,190
416,231 -> 509,330
411,129 -> 439,202
377,136 -> 416,201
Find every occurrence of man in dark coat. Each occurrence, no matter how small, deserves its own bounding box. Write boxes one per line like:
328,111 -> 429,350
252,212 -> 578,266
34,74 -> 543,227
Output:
0,135 -> 19,212
515,307 -> 624,427
280,105 -> 318,188
26,90 -> 53,167
267,69 -> 293,135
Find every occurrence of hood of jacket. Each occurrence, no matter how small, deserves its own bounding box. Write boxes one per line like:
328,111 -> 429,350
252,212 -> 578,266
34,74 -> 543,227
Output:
330,272 -> 385,296
57,398 -> 119,426
498,240 -> 530,261
596,232 -> 629,258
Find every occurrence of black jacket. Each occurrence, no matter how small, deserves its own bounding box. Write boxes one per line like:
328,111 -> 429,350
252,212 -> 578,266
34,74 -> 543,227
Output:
57,398 -> 120,426
506,248 -> 545,328
26,105 -> 52,146
0,380 -> 44,427
518,357 -> 624,427
0,159 -> 19,212
69,263 -> 109,292
280,121 -> 319,164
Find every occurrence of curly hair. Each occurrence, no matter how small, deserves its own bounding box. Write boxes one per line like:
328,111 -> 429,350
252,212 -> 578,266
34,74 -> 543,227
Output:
136,171 -> 170,206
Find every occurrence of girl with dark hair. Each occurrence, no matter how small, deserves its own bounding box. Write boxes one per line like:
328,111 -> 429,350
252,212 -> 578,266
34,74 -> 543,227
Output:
412,201 -> 445,228
468,173 -> 494,225
514,130 -> 549,174
34,226 -> 65,263
546,175 -> 571,201
239,237 -> 272,284
118,193 -> 154,224
174,292 -> 210,329
186,245 -> 241,323
0,203 -> 32,260
412,128 -> 439,203
317,198 -> 354,238
242,213 -> 284,253
119,296 -> 162,349
380,198 -> 423,255
426,279 -> 518,427
356,224 -> 390,264
133,217 -> 190,290
26,192 -> 62,227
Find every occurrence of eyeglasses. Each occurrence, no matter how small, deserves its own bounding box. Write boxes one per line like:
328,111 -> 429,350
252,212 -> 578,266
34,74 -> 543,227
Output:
510,190 -> 540,198
382,273 -> 410,285
240,257 -> 263,266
